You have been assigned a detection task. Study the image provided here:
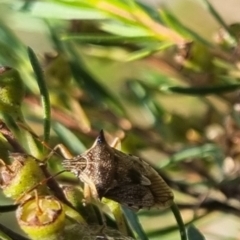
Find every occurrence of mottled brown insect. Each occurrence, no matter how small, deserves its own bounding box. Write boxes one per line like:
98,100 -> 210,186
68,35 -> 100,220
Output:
62,130 -> 174,210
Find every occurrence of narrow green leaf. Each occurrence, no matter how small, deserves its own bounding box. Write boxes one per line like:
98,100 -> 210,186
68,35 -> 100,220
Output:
160,9 -> 212,47
187,225 -> 206,240
122,207 -> 148,240
159,144 -> 222,168
137,1 -> 163,23
53,122 -> 86,154
0,231 -> 12,240
160,83 -> 240,95
45,20 -> 65,52
65,43 -> 125,115
201,0 -> 236,43
0,223 -> 29,240
47,24 -> 125,114
27,47 -> 51,142
61,34 -> 157,43
0,204 -> 18,213
100,22 -> 150,37
24,1 -> 105,19
127,42 -> 174,61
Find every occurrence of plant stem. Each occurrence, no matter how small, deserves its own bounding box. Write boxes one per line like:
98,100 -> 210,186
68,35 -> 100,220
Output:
171,201 -> 188,240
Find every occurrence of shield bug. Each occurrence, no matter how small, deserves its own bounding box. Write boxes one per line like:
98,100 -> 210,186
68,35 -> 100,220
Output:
62,130 -> 174,210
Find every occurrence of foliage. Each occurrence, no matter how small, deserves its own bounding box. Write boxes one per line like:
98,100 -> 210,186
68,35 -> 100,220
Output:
0,0 -> 240,239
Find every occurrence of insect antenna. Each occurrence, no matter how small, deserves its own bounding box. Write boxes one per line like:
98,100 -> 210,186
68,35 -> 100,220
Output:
15,170 -> 67,204
17,121 -> 65,160
15,122 -> 80,209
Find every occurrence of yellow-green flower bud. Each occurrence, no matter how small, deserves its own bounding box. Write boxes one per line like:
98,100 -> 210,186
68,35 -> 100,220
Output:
62,186 -> 98,224
62,203 -> 85,224
62,186 -> 83,209
16,196 -> 65,240
0,154 -> 47,200
0,66 -> 25,116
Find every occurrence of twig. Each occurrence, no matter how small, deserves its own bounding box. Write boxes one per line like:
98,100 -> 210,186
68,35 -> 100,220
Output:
40,164 -> 78,212
0,120 -> 26,153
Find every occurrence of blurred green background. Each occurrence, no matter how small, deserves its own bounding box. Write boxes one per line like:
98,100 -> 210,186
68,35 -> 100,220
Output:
1,0 -> 240,239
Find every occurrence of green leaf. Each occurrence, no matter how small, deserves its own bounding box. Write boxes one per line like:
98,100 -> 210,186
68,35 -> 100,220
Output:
127,42 -> 174,61
137,1 -> 163,23
61,34 -> 157,43
53,122 -> 86,155
0,223 -> 29,240
201,0 -> 236,43
123,207 -> 148,240
27,47 -> 51,143
0,231 -> 12,240
160,9 -> 212,47
160,84 -> 240,95
0,21 -> 27,66
100,22 -> 150,37
65,43 -> 125,115
23,1 -> 105,19
187,225 -> 206,240
159,144 -> 222,168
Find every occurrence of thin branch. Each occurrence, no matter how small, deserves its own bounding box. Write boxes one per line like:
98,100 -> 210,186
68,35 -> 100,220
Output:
0,120 -> 26,153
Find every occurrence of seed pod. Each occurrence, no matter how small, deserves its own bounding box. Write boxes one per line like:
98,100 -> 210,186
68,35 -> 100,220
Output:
62,185 -> 98,224
16,196 -> 65,240
0,154 -> 47,201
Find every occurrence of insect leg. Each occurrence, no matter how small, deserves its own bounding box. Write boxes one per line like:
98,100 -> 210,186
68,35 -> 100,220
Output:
109,137 -> 121,149
42,143 -> 74,163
